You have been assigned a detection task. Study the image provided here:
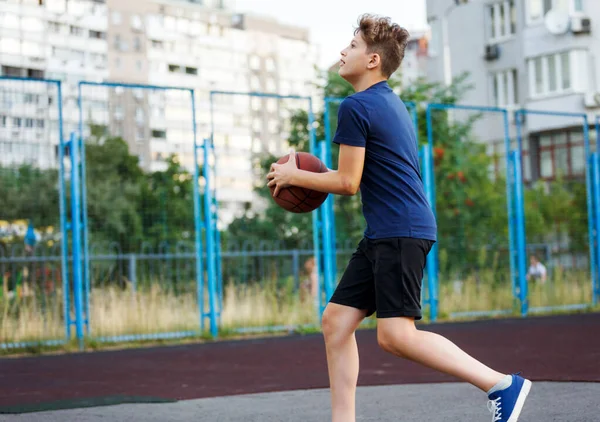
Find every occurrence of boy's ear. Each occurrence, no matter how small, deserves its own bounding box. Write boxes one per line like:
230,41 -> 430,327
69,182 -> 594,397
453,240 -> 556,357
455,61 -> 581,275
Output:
367,53 -> 381,69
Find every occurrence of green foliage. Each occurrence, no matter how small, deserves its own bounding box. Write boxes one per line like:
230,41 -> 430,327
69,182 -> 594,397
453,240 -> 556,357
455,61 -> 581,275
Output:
0,124 -> 196,254
0,165 -> 59,228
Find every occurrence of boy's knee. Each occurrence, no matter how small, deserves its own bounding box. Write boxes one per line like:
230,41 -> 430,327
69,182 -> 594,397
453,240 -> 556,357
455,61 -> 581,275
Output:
376,321 -> 417,355
321,306 -> 341,340
321,304 -> 364,345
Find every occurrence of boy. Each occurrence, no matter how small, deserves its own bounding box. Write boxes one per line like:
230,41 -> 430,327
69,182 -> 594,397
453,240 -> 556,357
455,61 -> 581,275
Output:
266,14 -> 531,422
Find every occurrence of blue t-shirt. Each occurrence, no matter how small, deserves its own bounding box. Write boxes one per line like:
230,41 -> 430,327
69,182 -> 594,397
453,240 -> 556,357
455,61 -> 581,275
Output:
333,81 -> 437,241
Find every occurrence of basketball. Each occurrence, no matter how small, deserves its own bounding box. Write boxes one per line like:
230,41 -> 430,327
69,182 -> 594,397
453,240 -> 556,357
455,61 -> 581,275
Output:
270,152 -> 329,213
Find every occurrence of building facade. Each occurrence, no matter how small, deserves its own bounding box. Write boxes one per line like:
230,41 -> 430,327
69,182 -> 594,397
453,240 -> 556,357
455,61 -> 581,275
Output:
0,0 -> 320,225
426,0 -> 599,184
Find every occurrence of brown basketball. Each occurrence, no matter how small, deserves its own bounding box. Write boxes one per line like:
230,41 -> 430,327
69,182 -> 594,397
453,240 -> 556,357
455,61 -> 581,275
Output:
270,152 -> 329,213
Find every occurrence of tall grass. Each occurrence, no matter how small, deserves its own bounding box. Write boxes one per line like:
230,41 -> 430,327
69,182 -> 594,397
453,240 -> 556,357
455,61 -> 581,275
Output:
1,269 -> 596,347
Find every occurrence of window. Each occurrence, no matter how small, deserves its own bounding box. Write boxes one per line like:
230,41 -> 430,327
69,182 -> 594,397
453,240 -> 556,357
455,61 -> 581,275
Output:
69,25 -> 84,36
528,51 -> 581,98
48,22 -> 61,33
491,69 -> 518,107
13,118 -> 22,127
24,94 -> 40,104
136,107 -> 145,124
136,126 -> 145,142
89,30 -> 106,40
487,1 -> 516,42
527,0 -> 553,22
527,0 -> 581,23
134,37 -> 141,52
151,40 -> 163,49
112,11 -> 122,25
152,129 -> 167,139
536,129 -> 586,180
1,116 -> 7,127
131,15 -> 143,30
114,106 -> 124,121
25,118 -> 34,128
185,67 -> 198,75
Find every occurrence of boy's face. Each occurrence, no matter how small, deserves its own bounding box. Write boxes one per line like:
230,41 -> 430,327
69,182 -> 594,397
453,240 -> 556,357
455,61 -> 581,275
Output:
338,31 -> 373,81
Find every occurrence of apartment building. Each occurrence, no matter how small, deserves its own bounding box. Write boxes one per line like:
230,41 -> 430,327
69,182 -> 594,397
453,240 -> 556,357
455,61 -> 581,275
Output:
0,0 -> 320,225
0,0 -> 109,168
426,0 -> 599,184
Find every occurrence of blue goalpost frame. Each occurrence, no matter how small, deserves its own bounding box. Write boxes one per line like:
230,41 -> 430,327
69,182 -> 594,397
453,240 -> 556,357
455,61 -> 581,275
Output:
208,90 -> 335,335
77,81 -> 202,345
426,103 -> 527,319
0,76 -> 70,350
515,109 -> 596,314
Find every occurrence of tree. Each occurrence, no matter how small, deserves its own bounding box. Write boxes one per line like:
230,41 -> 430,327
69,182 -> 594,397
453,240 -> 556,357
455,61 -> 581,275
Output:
84,134 -> 145,253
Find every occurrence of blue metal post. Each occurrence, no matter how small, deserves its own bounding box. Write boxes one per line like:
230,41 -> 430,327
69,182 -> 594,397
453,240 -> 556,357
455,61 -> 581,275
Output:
323,98 -> 341,294
592,152 -> 600,306
308,98 -> 323,318
512,112 -> 524,301
203,138 -> 218,338
319,141 -> 334,301
69,132 -> 85,349
211,141 -> 223,314
580,118 -> 596,310
511,150 -> 528,316
56,81 -> 71,340
325,140 -> 337,288
405,101 -> 418,149
421,144 -> 438,320
76,83 -> 91,334
79,136 -> 91,334
191,91 -> 206,333
595,115 -> 600,303
425,106 -> 438,218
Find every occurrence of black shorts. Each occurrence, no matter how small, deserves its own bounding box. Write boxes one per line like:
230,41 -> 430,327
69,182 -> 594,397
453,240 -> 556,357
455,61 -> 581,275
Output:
329,237 -> 434,320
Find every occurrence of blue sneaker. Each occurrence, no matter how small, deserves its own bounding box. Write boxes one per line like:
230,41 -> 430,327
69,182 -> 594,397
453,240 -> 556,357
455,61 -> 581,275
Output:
487,374 -> 532,422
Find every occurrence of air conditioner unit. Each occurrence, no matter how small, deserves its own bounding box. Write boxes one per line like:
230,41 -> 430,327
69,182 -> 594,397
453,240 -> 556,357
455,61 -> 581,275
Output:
571,14 -> 591,34
484,44 -> 500,61
583,92 -> 600,108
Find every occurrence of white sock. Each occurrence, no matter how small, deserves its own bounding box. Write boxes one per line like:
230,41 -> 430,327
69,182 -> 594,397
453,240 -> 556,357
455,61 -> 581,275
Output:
487,375 -> 513,396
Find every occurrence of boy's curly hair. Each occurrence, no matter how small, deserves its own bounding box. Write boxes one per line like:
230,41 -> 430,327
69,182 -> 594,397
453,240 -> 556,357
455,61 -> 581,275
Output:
355,14 -> 410,78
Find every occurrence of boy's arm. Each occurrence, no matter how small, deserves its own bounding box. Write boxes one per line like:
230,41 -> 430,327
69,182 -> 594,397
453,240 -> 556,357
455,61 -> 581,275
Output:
267,144 -> 365,197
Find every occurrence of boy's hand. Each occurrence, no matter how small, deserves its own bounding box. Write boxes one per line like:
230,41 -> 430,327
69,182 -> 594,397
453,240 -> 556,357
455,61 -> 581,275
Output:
266,149 -> 298,197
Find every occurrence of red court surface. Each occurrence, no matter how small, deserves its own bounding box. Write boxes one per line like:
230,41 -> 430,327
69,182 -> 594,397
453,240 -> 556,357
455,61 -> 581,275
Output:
2,312 -> 599,407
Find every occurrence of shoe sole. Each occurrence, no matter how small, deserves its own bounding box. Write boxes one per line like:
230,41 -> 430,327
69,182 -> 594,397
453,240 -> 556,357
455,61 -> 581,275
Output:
507,379 -> 532,422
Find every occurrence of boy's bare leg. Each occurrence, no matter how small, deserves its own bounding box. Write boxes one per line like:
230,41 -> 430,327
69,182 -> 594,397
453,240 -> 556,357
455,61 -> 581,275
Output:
322,303 -> 368,422
377,317 -> 505,392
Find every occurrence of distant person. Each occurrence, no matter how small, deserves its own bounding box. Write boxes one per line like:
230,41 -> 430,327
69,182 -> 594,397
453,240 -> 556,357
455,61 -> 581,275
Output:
267,14 -> 531,422
301,256 -> 318,303
527,255 -> 547,284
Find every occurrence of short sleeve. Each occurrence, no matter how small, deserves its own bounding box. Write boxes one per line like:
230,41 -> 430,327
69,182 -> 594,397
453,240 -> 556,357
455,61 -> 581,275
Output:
333,98 -> 369,147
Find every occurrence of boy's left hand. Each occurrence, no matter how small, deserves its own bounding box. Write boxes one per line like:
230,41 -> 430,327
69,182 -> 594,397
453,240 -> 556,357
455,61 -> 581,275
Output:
267,149 -> 298,197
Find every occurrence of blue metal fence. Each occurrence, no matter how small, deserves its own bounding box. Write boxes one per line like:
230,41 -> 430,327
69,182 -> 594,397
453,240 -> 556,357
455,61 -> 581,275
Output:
2,75 -> 599,351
